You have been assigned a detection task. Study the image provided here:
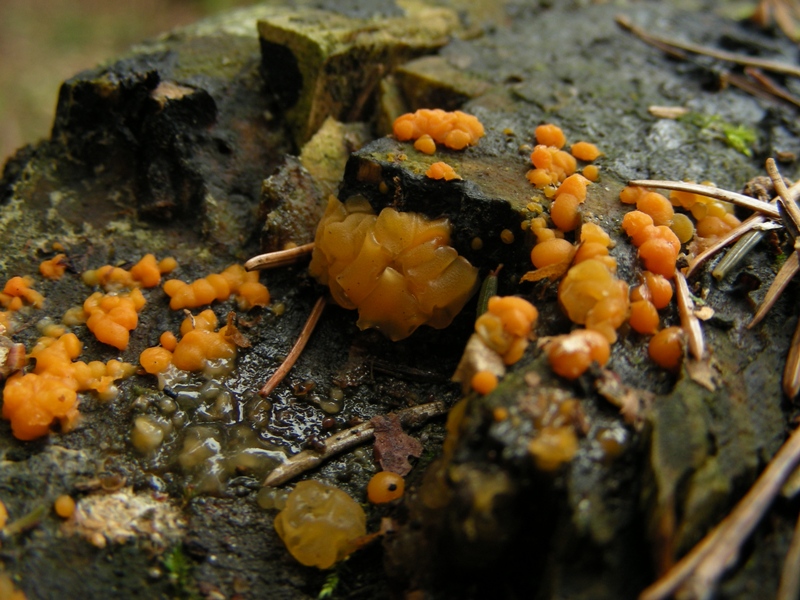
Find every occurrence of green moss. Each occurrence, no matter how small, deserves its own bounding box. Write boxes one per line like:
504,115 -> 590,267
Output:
679,112 -> 758,157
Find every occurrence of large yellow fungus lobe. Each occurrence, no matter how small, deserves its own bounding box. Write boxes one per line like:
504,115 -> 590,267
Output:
273,480 -> 366,569
309,196 -> 479,341
393,109 -> 485,151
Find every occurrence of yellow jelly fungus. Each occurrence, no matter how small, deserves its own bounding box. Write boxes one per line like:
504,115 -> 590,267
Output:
39,254 -> 68,280
558,259 -> 629,343
274,480 -> 366,569
367,471 -> 405,504
425,161 -> 461,181
393,109 -> 485,151
475,296 -> 538,365
528,426 -> 579,471
414,134 -> 437,155
309,196 -> 479,341
163,264 -> 269,311
2,333 -> 135,440
83,288 -> 146,351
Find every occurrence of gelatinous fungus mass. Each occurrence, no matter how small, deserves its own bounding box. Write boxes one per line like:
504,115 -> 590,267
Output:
273,480 -> 366,569
309,195 -> 479,340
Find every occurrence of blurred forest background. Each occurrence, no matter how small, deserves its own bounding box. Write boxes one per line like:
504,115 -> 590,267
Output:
0,0 -> 254,163
0,0 -> 781,164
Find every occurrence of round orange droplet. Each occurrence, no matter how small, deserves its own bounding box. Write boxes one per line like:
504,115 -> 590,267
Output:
550,194 -> 581,232
649,326 -> 683,370
629,300 -> 659,334
570,141 -> 601,161
531,238 -> 575,269
54,494 -> 76,518
367,471 -> 405,504
471,370 -> 498,395
535,123 -> 567,149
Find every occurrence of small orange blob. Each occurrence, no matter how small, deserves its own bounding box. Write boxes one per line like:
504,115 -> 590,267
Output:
629,300 -> 659,334
414,134 -> 437,155
367,471 -> 405,504
619,185 -> 648,205
425,161 -> 461,181
531,238 -> 575,269
393,109 -> 484,150
39,254 -> 68,280
550,194 -> 581,232
54,494 -> 76,518
471,370 -> 498,395
582,164 -> 600,181
535,123 -> 567,149
570,141 -> 601,161
546,329 -> 611,379
649,326 -> 683,370
637,192 -> 674,226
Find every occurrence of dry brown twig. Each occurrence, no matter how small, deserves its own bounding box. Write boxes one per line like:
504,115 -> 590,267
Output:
259,296 -> 326,397
244,242 -> 315,271
263,401 -> 448,487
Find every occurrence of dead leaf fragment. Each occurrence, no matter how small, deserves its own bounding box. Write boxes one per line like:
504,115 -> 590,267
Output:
371,413 -> 423,476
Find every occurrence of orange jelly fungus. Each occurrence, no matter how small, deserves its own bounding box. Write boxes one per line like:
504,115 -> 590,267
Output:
414,134 -> 437,155
535,123 -> 567,149
309,196 -> 479,341
582,164 -> 600,182
139,309 -> 237,374
631,271 -> 673,309
546,329 -> 611,379
558,259 -> 629,343
621,210 -> 680,277
163,264 -> 270,311
39,254 -> 68,280
54,494 -> 76,518
2,333 -> 135,440
0,500 -> 7,528
1,276 -> 44,311
83,288 -> 146,351
648,326 -> 684,371
425,161 -> 461,181
636,191 -> 674,226
393,109 -> 485,151
570,141 -> 602,162
531,238 -> 575,269
471,370 -> 499,395
82,254 -> 177,290
475,295 -> 538,365
629,299 -> 659,334
367,471 -> 405,504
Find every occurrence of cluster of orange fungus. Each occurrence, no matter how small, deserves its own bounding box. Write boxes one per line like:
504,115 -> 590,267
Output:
1,276 -> 44,311
2,333 -> 135,440
392,109 -> 485,152
668,184 -> 741,241
629,271 -> 673,335
39,254 -> 68,280
139,309 -> 237,374
367,471 -> 405,504
621,209 -> 681,277
83,288 -> 146,351
163,264 -> 269,311
274,480 -> 366,569
558,259 -> 629,343
546,329 -> 611,379
425,161 -> 461,180
475,296 -> 538,365
526,124 -> 601,188
309,196 -> 479,341
82,254 -> 177,290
